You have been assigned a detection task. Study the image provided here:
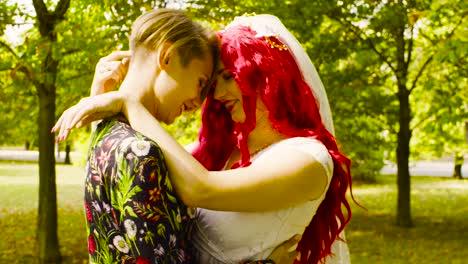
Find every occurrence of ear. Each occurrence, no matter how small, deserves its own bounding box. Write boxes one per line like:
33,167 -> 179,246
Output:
158,42 -> 174,70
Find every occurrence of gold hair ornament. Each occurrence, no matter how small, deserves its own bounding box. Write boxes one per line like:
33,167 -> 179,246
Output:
264,36 -> 288,51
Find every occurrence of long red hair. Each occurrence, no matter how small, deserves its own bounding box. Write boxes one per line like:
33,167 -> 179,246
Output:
192,26 -> 352,264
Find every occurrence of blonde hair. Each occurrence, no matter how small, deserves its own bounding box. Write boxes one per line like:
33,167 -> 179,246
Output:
130,8 -> 219,68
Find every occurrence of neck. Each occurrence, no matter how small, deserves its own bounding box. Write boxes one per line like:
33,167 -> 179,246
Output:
119,52 -> 160,117
246,98 -> 287,154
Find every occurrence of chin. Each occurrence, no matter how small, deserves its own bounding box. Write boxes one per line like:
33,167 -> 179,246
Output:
164,114 -> 179,125
232,113 -> 246,123
163,118 -> 174,125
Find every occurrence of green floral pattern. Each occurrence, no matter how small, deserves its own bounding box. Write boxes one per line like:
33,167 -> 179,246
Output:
84,118 -> 193,264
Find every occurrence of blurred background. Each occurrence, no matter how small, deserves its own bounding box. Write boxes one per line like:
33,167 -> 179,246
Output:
0,0 -> 466,263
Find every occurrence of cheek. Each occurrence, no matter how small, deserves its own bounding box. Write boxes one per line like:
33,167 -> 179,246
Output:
227,81 -> 242,99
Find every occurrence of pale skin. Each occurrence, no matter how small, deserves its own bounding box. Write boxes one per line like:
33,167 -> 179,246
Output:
53,50 -> 330,262
55,57 -> 329,212
54,48 -> 303,263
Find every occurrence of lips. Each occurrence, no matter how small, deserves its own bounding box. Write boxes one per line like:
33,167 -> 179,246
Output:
176,104 -> 184,117
223,100 -> 235,112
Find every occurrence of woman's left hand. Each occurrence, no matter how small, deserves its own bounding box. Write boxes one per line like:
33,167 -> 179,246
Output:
51,91 -> 125,142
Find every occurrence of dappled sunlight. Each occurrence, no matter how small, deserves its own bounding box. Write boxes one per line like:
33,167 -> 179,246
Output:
1,166 -> 467,263
346,175 -> 468,263
0,162 -> 88,263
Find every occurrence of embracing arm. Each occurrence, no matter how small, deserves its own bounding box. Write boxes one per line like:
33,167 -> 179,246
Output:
123,99 -> 330,212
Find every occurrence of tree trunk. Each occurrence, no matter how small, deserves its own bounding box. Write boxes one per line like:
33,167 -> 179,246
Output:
64,143 -> 71,165
32,1 -> 70,262
37,83 -> 61,264
453,154 -> 463,179
56,142 -> 60,159
396,84 -> 413,227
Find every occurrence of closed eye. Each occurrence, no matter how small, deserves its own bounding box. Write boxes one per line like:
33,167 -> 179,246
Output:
222,71 -> 233,81
199,78 -> 207,89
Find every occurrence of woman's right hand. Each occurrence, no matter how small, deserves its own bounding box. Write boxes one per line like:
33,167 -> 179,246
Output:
52,91 -> 127,142
267,234 -> 301,264
90,51 -> 131,96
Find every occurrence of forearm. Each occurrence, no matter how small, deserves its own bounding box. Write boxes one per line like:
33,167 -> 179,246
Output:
123,99 -> 210,206
121,98 -> 329,212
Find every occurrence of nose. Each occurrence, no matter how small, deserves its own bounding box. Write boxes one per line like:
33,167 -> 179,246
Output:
213,78 -> 226,101
185,98 -> 202,112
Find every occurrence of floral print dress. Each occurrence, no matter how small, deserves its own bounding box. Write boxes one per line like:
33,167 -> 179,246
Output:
84,118 -> 193,264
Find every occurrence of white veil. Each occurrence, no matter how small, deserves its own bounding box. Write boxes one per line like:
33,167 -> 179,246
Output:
225,15 -> 350,264
225,14 -> 335,135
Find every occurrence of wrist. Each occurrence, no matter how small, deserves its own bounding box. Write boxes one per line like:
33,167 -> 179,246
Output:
119,92 -> 138,119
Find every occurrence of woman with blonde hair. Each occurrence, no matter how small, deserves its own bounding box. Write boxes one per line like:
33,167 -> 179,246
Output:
54,14 -> 353,264
57,8 -> 218,264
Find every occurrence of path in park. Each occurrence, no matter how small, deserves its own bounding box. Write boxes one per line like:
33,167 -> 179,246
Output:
0,150 -> 466,177
381,160 -> 467,178
0,149 -> 82,164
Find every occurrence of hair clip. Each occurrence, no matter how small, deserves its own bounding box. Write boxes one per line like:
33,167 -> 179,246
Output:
264,36 -> 288,51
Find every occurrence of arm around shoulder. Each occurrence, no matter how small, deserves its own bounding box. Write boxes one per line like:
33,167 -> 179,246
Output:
122,99 -> 332,212
199,139 -> 332,211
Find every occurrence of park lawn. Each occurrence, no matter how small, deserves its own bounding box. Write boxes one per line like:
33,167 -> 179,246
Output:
347,176 -> 468,264
0,162 -> 88,264
0,162 -> 467,264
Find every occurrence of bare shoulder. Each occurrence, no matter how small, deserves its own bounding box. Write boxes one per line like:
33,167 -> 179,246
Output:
202,137 -> 334,210
253,137 -> 333,180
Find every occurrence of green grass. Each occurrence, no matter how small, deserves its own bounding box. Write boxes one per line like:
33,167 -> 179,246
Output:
0,162 -> 467,264
347,176 -> 468,263
0,162 -> 87,264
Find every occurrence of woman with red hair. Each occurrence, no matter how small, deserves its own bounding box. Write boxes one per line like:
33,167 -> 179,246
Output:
190,15 -> 353,264
55,14 -> 353,264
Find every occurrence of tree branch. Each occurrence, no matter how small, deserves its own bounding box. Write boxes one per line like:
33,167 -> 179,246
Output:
0,40 -> 19,59
408,54 -> 433,94
409,15 -> 466,94
62,49 -> 81,56
0,67 -> 14,72
332,16 -> 397,73
405,24 -> 414,70
9,22 -> 35,26
62,70 -> 94,82
412,113 -> 436,130
32,0 -> 50,23
53,0 -> 70,21
16,64 -> 35,83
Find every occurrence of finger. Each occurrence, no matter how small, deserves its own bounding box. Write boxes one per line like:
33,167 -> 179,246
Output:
56,110 -> 70,142
103,50 -> 132,62
110,71 -> 122,83
76,111 -> 112,128
122,57 -> 130,68
104,62 -> 126,86
53,107 -> 71,133
59,108 -> 76,141
62,103 -> 84,141
76,114 -> 95,129
287,250 -> 299,262
63,106 -> 80,140
98,61 -> 121,75
108,61 -> 123,69
282,235 -> 302,252
117,61 -> 128,80
69,101 -> 99,130
52,113 -> 65,133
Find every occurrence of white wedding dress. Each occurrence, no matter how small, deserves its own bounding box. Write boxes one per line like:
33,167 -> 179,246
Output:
192,14 -> 351,264
192,137 -> 351,263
